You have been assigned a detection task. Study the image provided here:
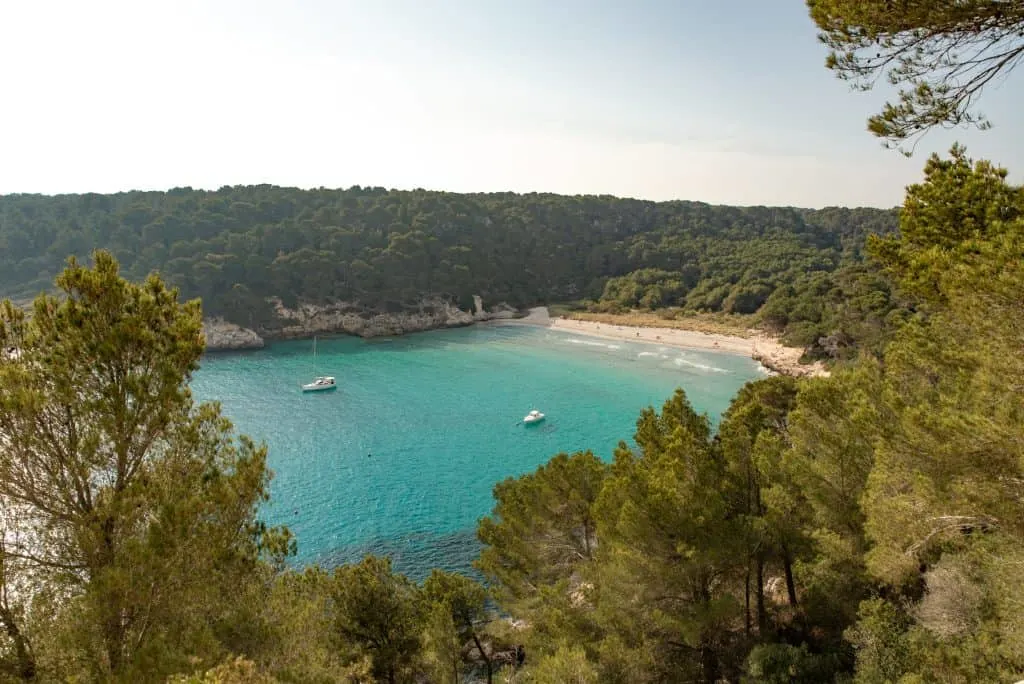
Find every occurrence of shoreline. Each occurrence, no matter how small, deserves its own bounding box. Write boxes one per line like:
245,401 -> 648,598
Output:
205,306 -> 828,379
494,307 -> 828,378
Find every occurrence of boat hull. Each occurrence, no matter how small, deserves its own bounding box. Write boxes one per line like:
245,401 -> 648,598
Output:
302,384 -> 337,392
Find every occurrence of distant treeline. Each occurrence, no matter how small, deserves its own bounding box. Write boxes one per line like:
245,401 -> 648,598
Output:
0,187 -> 898,355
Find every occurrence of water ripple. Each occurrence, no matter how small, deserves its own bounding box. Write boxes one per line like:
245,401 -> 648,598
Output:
192,326 -> 763,577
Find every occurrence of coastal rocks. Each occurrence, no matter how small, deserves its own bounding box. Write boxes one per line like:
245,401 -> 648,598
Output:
751,349 -> 828,378
472,295 -> 517,321
266,296 -> 519,339
202,318 -> 265,351
480,301 -> 519,321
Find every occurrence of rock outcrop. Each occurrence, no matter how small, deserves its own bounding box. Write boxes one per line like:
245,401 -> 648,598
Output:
202,318 -> 265,351
263,296 -> 520,340
201,296 -> 520,349
751,349 -> 828,378
477,299 -> 519,321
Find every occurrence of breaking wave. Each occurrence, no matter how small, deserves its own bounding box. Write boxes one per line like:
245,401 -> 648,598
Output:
563,337 -> 621,350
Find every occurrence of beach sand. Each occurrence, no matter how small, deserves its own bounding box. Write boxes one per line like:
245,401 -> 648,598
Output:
497,307 -> 828,378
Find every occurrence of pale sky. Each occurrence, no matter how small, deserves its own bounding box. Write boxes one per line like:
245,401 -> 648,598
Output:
1,0 -> 1022,208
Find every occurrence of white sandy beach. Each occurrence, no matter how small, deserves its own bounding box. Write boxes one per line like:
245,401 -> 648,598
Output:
498,307 -> 828,378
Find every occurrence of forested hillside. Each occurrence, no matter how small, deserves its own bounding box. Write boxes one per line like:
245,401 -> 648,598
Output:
469,142 -> 1024,683
0,188 -> 897,350
3,0 -> 1023,679
1,144 -> 1021,682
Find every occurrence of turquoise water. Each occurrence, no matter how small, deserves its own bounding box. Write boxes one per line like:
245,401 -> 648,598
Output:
190,324 -> 765,578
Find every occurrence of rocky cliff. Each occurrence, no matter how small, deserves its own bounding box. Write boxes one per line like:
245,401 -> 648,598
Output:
202,318 -> 265,351
265,296 -> 519,339
751,349 -> 828,378
203,296 -> 520,351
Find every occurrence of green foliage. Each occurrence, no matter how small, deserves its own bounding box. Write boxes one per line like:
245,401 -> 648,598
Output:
808,0 -> 1024,150
744,642 -> 850,684
0,189 -> 897,348
844,599 -> 915,684
329,555 -> 425,683
869,144 -> 1024,304
229,566 -> 359,683
421,601 -> 463,684
718,377 -> 804,634
6,145 -> 1024,683
767,262 -> 907,359
422,569 -> 494,683
476,451 -> 607,608
422,570 -> 488,639
785,365 -> 880,545
521,644 -> 600,684
170,657 -> 278,684
471,147 -> 1024,684
592,390 -> 742,682
585,204 -> 903,356
813,146 -> 1024,680
598,268 -> 690,312
0,251 -> 282,680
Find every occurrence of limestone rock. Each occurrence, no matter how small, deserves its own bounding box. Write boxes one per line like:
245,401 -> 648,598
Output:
203,318 -> 265,351
267,297 -> 480,339
751,349 -> 827,378
217,295 -> 523,344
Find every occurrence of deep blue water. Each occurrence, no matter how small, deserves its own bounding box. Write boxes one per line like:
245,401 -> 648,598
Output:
190,324 -> 765,578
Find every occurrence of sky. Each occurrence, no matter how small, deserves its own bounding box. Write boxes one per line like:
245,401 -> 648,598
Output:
1,0 -> 1022,208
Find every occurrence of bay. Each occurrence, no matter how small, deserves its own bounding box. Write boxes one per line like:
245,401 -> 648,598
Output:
190,324 -> 766,578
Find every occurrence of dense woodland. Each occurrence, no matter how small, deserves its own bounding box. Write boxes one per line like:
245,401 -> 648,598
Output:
0,144 -> 1020,683
0,188 -> 899,357
2,1 -> 1023,680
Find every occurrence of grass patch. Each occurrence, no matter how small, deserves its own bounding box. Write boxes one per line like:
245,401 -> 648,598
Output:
556,309 -> 759,337
546,302 -> 582,318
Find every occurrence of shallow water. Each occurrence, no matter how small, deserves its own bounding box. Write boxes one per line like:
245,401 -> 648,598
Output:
190,324 -> 765,578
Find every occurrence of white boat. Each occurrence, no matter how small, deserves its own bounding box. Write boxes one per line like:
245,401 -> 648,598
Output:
303,376 -> 337,392
302,337 -> 337,392
523,409 -> 545,425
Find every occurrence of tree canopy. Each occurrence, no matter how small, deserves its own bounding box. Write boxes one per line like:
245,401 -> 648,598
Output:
0,253 -> 289,680
1,143 -> 1023,681
468,144 -> 1024,682
3,2 -> 1023,676
0,187 -> 897,353
809,0 -> 1024,150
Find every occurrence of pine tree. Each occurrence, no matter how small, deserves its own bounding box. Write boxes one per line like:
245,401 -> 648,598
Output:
0,251 -> 281,679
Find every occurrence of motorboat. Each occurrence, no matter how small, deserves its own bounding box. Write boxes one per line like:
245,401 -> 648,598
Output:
302,376 -> 337,392
523,409 -> 545,425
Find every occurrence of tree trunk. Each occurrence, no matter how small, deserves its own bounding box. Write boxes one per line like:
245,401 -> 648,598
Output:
782,543 -> 798,607
472,632 -> 493,684
97,517 -> 124,675
0,606 -> 35,680
753,466 -> 767,635
744,562 -> 751,637
756,552 -> 767,635
700,641 -> 719,684
103,615 -> 124,675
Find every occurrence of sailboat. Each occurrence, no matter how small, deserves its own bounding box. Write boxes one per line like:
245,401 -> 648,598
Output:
302,336 -> 336,392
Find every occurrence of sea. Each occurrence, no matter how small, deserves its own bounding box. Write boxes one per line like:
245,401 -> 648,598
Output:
190,324 -> 766,579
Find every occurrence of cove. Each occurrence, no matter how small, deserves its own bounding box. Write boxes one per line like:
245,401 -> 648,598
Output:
190,324 -> 766,579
